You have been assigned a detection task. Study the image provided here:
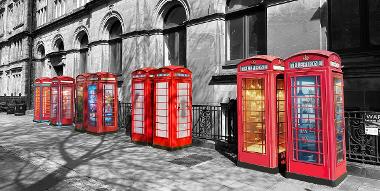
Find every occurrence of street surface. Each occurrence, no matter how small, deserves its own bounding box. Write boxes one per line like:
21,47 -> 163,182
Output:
0,113 -> 379,191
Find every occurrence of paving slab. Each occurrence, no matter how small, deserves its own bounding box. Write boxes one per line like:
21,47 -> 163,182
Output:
1,113 -> 380,191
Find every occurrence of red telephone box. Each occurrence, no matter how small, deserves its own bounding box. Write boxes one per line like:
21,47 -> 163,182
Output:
131,68 -> 156,144
86,72 -> 118,134
75,73 -> 91,131
237,55 -> 286,173
50,76 -> 75,126
33,77 -> 52,122
152,66 -> 192,150
284,50 -> 346,186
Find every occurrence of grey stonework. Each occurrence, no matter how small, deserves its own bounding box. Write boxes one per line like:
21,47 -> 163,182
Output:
0,0 -> 329,107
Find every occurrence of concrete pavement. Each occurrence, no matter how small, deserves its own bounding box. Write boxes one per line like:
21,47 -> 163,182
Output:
0,113 -> 380,191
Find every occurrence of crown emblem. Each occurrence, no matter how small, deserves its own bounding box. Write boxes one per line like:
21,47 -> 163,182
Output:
303,55 -> 309,61
252,60 -> 256,64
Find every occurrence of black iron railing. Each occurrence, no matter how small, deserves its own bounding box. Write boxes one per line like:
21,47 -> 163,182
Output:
345,111 -> 380,165
192,101 -> 237,144
118,102 -> 132,134
0,96 -> 27,104
118,100 -> 238,144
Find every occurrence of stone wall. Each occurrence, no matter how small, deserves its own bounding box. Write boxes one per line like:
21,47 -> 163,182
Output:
30,0 -> 329,106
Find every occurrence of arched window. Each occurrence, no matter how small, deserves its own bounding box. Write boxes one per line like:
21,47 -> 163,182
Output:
54,38 -> 64,52
163,4 -> 187,67
37,45 -> 45,59
108,20 -> 122,75
78,32 -> 88,73
53,38 -> 64,76
226,0 -> 265,64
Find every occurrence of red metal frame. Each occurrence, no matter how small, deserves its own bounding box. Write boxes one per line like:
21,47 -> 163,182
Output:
86,72 -> 118,134
75,73 -> 91,131
284,50 -> 346,186
237,55 -> 285,172
152,66 -> 192,149
131,68 -> 156,144
33,77 -> 52,122
50,76 -> 75,126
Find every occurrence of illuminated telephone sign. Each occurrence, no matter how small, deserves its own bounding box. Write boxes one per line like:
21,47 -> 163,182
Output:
33,77 -> 52,123
284,50 -> 346,186
236,55 -> 286,173
86,72 -> 118,134
152,66 -> 192,150
131,67 -> 156,145
50,76 -> 75,126
75,73 -> 92,131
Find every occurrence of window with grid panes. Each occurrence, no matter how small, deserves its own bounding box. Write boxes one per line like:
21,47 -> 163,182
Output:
163,5 -> 187,67
277,78 -> 286,153
103,84 -> 115,126
35,86 -> 41,117
36,0 -> 47,26
75,83 -> 84,123
43,86 -> 50,116
88,84 -> 97,126
291,76 -> 323,164
62,86 -> 72,118
133,83 -> 144,134
243,78 -> 266,154
177,82 -> 190,138
51,87 -> 58,118
155,82 -> 169,138
333,77 -> 344,163
226,0 -> 266,65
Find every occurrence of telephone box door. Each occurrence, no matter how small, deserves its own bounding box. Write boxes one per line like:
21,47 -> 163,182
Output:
239,76 -> 269,164
154,79 -> 170,146
132,81 -> 145,140
102,82 -> 117,131
50,86 -> 59,125
34,85 -> 41,121
61,85 -> 74,125
174,79 -> 192,145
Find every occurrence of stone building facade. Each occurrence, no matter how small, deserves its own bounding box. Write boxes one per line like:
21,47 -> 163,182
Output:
1,0 -> 379,110
31,0 -> 331,106
0,0 -> 32,98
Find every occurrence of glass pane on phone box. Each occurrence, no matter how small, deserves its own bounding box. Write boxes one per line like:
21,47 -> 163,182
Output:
134,90 -> 144,96
134,127 -> 143,134
178,123 -> 188,131
178,89 -> 187,96
157,116 -> 167,123
157,130 -> 167,138
134,102 -> 143,108
298,140 -> 317,152
157,82 -> 168,89
134,83 -> 144,89
178,83 -> 188,89
157,102 -> 167,109
178,108 -> 188,117
134,121 -> 143,128
296,76 -> 317,86
156,109 -> 167,117
298,151 -> 317,163
157,88 -> 168,95
179,131 -> 188,138
134,114 -> 143,121
156,123 -> 167,131
179,116 -> 188,123
134,108 -> 143,114
157,95 -> 167,102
